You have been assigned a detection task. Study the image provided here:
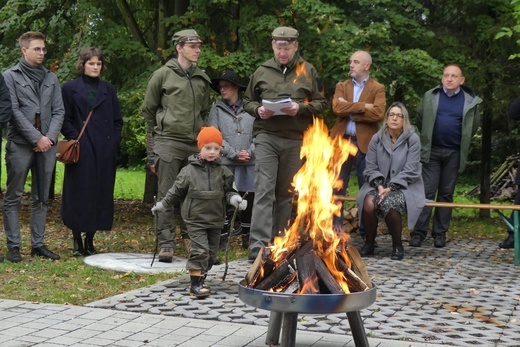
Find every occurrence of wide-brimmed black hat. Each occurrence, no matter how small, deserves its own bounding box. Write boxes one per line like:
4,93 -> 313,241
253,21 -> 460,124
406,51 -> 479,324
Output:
211,70 -> 247,93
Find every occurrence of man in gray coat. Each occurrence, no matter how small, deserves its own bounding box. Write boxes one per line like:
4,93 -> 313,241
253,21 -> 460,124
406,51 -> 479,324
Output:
2,31 -> 65,262
410,64 -> 482,248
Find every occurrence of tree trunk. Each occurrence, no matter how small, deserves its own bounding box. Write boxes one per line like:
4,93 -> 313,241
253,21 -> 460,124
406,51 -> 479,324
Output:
115,0 -> 149,49
174,0 -> 189,16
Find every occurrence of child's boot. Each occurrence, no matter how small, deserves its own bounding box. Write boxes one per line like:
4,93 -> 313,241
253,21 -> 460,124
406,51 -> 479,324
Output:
189,270 -> 211,298
201,271 -> 210,290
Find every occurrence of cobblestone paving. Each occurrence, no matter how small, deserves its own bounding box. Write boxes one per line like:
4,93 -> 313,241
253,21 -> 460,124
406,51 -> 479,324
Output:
87,235 -> 520,347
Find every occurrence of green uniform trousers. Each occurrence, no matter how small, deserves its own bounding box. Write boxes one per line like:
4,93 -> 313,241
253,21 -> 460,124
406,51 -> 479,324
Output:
249,132 -> 303,250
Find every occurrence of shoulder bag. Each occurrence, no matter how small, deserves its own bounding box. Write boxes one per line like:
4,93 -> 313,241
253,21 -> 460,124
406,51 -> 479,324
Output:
56,110 -> 93,164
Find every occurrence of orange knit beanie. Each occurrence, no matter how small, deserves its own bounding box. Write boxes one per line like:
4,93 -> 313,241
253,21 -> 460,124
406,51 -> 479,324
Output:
197,126 -> 223,149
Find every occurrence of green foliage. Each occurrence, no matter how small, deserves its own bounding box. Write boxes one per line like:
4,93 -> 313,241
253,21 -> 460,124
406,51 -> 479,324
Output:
0,0 -> 519,176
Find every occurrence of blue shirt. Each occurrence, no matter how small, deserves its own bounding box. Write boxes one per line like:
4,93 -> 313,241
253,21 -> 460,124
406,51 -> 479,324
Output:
345,76 -> 369,136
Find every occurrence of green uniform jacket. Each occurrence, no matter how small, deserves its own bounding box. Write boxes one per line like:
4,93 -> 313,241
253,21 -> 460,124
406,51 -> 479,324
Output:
417,84 -> 482,173
162,155 -> 238,229
142,59 -> 211,145
243,54 -> 327,140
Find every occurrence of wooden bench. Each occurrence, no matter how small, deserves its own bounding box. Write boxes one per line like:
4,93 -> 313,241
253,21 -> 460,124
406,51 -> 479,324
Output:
336,196 -> 520,265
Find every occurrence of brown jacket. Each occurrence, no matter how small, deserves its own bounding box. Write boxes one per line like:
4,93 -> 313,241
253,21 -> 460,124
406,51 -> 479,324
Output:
330,78 -> 386,154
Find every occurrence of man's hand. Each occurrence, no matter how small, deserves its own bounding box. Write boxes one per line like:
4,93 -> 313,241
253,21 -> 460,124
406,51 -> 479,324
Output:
33,136 -> 53,152
365,103 -> 374,111
338,97 -> 348,103
280,102 -> 299,117
258,106 -> 274,120
148,163 -> 157,175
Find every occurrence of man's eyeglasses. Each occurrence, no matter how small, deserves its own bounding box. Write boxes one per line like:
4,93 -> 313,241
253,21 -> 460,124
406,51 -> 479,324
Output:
219,84 -> 233,90
30,47 -> 47,54
388,112 -> 403,118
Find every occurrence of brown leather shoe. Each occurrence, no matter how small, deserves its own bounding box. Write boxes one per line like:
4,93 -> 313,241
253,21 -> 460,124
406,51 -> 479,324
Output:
158,247 -> 173,263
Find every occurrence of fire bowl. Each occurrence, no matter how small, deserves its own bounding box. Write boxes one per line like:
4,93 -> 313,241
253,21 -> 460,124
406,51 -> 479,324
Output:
238,280 -> 377,314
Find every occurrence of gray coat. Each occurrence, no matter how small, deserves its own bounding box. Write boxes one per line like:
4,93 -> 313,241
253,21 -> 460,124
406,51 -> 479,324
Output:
207,98 -> 255,166
3,62 -> 64,145
356,129 -> 425,229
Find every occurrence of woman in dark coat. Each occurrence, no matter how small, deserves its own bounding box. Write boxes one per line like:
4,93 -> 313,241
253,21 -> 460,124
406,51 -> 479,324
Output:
60,47 -> 123,256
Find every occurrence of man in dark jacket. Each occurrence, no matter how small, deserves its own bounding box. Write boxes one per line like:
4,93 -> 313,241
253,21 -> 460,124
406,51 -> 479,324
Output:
2,31 -> 64,262
243,26 -> 327,262
142,29 -> 211,262
410,64 -> 482,248
0,73 -> 13,262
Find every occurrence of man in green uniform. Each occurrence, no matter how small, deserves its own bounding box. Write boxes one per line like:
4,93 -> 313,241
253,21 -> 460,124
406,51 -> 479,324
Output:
142,29 -> 211,262
243,26 -> 328,261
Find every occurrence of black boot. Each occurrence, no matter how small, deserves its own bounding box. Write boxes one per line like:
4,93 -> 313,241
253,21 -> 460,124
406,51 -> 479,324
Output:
499,234 -> 514,249
201,272 -> 210,290
241,233 -> 249,249
73,237 -> 84,257
72,230 -> 84,257
84,234 -> 97,256
190,275 -> 211,298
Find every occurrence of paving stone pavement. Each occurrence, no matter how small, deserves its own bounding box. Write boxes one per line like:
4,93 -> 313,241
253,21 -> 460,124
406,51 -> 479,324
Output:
83,234 -> 520,347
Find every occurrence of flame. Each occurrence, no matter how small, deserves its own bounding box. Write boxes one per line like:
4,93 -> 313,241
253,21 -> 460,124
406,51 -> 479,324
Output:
271,118 -> 358,293
293,61 -> 309,85
300,276 -> 319,294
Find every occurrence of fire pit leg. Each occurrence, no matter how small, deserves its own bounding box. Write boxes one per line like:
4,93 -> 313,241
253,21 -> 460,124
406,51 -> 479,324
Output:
266,312 -> 283,345
346,311 -> 369,347
281,312 -> 298,347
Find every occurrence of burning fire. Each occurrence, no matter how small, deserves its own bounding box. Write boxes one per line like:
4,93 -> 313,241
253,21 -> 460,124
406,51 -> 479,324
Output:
269,118 -> 358,293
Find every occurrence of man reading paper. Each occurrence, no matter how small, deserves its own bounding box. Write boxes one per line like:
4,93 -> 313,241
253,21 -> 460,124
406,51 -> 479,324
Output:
243,26 -> 327,261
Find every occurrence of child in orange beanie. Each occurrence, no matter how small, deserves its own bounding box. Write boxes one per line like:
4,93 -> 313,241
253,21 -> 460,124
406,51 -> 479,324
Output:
152,127 -> 247,298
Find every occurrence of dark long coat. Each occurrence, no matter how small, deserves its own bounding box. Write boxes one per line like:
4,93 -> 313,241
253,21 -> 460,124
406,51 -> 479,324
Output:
60,77 -> 123,232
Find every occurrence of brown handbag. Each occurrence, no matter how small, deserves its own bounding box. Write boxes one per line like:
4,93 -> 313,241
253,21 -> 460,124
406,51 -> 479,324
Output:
56,110 -> 93,164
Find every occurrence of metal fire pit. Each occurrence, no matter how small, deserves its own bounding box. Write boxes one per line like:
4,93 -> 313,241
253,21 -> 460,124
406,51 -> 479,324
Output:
238,280 -> 377,347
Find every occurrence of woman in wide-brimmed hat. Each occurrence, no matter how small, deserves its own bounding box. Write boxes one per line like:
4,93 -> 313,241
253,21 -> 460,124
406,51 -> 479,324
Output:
208,70 -> 255,250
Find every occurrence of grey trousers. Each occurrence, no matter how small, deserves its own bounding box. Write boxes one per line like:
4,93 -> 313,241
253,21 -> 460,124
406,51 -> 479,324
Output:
412,146 -> 460,239
3,141 -> 57,249
155,141 -> 198,248
249,133 -> 302,250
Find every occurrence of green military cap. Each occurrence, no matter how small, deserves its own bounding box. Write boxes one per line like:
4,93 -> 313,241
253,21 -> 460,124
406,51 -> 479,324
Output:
171,29 -> 203,45
272,26 -> 299,41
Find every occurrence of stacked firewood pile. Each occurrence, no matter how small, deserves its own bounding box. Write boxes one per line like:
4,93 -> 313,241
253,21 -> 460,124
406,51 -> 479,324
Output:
342,205 -> 389,235
245,237 -> 372,294
467,155 -> 519,201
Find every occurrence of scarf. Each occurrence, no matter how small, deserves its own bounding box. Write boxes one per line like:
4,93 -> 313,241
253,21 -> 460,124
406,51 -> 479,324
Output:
83,75 -> 99,108
18,56 -> 46,93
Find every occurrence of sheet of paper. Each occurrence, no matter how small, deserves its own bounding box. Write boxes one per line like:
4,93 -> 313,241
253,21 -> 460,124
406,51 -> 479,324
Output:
262,98 -> 292,116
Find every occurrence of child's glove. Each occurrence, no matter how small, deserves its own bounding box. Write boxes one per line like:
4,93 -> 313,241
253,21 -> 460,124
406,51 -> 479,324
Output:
230,195 -> 248,211
151,201 -> 166,215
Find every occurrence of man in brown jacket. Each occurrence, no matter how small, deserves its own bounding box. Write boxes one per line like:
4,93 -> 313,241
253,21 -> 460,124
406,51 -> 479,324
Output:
330,50 -> 386,235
